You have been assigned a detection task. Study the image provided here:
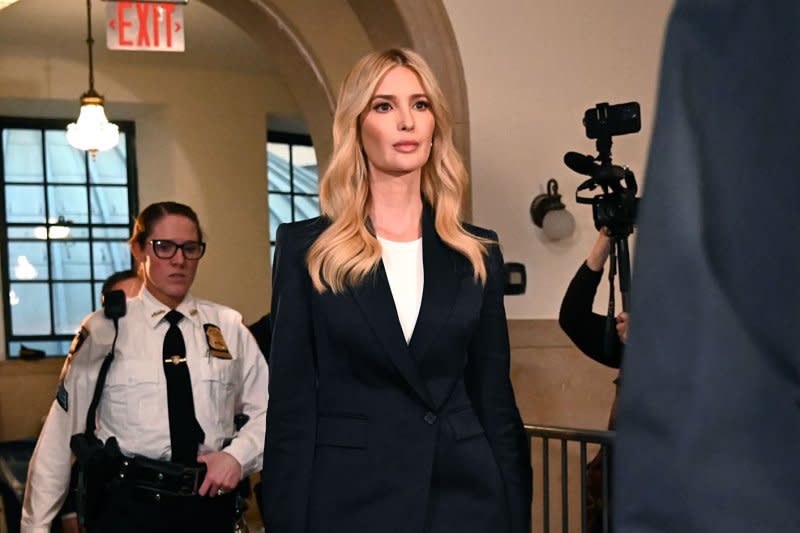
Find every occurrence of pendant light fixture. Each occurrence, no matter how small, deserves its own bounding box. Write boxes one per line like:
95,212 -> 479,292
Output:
66,0 -> 119,159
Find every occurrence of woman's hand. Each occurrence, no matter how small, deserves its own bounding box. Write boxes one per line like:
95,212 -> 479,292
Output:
197,451 -> 242,497
616,311 -> 629,344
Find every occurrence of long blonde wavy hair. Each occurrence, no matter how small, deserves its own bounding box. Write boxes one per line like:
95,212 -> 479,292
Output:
308,48 -> 490,293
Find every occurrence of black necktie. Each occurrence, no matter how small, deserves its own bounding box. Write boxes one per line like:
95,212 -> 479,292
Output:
162,310 -> 205,464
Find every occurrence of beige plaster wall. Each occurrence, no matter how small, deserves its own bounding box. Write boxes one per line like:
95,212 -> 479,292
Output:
509,319 -> 617,532
0,357 -> 63,441
444,0 -> 675,318
510,320 -> 617,429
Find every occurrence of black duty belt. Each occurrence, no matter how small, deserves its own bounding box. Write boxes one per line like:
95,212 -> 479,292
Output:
117,455 -> 207,497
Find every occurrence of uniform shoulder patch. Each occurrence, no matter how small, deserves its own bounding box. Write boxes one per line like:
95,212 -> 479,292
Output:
204,323 -> 232,359
56,380 -> 69,412
68,326 -> 90,356
55,353 -> 74,412
56,326 -> 89,412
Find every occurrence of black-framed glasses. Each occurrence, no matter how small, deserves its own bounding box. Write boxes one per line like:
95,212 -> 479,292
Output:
149,240 -> 206,260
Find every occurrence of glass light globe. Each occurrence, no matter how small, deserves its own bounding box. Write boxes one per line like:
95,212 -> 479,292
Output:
66,94 -> 120,157
542,208 -> 576,241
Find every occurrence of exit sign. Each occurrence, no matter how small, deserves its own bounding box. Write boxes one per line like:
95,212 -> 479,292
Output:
106,2 -> 185,52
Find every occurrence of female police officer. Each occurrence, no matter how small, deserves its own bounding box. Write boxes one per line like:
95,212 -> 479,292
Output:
22,201 -> 268,532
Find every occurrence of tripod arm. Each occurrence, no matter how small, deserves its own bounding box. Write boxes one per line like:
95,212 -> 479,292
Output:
614,236 -> 632,312
604,239 -> 618,357
603,233 -> 633,357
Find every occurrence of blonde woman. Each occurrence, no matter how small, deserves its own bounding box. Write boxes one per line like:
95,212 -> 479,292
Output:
263,49 -> 531,533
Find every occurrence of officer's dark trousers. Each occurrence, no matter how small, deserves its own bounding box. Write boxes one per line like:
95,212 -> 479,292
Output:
89,482 -> 235,532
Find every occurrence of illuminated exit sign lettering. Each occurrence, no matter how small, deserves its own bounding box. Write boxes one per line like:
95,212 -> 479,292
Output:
106,2 -> 185,52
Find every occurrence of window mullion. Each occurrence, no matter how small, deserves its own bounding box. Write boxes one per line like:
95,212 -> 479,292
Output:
86,152 -> 96,313
41,128 -> 57,337
289,141 -> 295,222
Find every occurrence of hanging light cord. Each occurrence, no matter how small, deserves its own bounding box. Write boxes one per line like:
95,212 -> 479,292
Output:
67,0 -> 119,157
84,0 -> 96,95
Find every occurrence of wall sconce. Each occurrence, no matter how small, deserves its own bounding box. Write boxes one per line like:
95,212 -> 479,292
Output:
530,179 -> 575,241
66,0 -> 119,159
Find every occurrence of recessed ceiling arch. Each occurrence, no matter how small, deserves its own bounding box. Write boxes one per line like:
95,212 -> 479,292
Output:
200,0 -> 471,213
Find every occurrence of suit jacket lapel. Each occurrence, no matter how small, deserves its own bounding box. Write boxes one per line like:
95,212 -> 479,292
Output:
349,263 -> 434,408
408,205 -> 464,365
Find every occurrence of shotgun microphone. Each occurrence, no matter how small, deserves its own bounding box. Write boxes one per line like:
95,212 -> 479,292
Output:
563,152 -> 597,176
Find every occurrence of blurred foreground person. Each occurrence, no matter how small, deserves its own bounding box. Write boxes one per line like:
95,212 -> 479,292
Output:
614,2 -> 800,531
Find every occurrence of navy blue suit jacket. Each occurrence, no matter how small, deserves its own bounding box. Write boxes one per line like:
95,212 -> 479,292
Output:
262,206 -> 531,533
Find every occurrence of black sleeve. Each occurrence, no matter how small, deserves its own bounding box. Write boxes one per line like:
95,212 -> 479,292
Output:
261,225 -> 317,533
558,262 -> 622,368
466,234 -> 532,533
247,313 -> 272,364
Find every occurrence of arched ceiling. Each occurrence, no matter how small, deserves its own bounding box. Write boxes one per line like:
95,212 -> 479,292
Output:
200,0 -> 471,210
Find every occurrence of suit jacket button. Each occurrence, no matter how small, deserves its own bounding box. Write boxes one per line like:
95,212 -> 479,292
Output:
424,411 -> 437,425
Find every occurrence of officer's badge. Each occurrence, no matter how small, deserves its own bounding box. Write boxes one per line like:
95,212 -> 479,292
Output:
204,324 -> 232,359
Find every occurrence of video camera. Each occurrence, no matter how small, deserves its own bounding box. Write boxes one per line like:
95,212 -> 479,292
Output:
565,102 -> 643,352
565,102 -> 641,238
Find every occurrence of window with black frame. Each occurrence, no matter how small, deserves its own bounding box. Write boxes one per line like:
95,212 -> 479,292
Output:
267,131 -> 319,263
0,117 -> 138,358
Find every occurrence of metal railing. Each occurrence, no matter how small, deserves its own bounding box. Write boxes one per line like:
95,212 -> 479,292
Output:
525,424 -> 615,533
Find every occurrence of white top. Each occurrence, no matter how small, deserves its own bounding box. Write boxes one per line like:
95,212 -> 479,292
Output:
379,236 -> 424,344
21,288 -> 269,532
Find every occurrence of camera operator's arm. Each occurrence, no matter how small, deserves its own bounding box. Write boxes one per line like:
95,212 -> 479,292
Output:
585,229 -> 611,271
559,230 -> 623,367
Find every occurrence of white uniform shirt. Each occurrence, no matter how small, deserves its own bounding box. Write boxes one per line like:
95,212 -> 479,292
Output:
378,236 -> 424,343
21,288 -> 269,533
